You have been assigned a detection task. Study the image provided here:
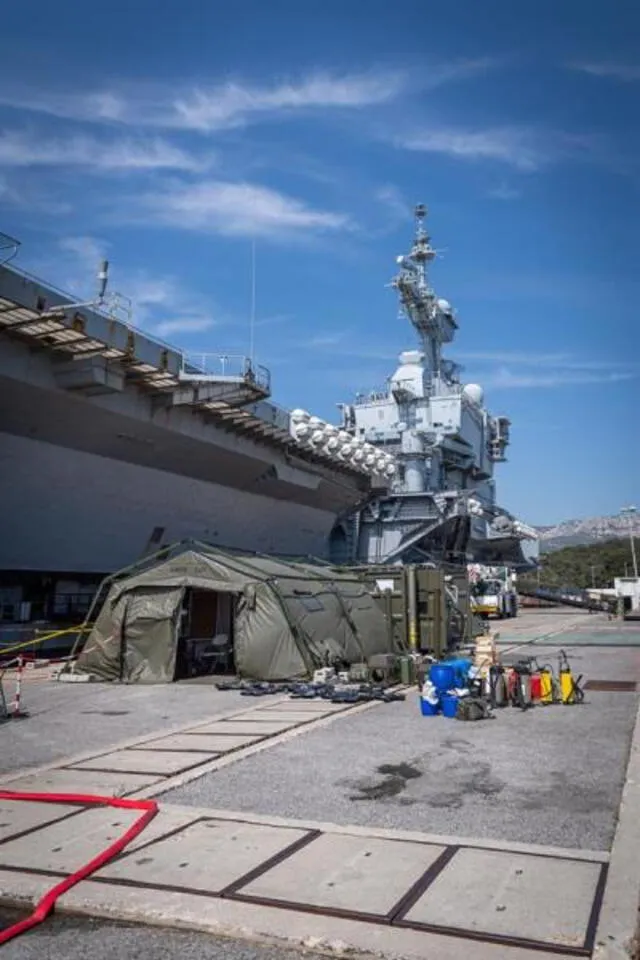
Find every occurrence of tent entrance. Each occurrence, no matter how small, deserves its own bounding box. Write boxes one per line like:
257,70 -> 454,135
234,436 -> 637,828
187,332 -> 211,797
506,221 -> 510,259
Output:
175,588 -> 235,680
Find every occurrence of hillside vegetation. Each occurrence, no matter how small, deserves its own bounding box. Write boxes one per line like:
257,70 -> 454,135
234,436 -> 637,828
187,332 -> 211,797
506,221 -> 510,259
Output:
520,538 -> 636,592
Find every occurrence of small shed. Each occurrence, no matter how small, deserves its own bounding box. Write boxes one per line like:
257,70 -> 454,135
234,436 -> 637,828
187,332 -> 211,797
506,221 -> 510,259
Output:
76,543 -> 395,683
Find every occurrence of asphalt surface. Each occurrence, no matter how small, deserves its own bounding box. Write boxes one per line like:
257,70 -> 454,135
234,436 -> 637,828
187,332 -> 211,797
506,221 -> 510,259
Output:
0,909 -> 308,960
161,641 -> 640,851
0,682 -> 249,775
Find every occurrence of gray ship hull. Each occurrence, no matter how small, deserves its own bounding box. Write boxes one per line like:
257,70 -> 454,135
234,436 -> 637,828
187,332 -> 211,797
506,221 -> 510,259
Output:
0,261 -> 372,617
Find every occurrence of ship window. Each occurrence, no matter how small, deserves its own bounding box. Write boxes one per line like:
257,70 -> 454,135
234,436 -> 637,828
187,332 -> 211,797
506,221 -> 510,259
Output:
378,410 -> 384,420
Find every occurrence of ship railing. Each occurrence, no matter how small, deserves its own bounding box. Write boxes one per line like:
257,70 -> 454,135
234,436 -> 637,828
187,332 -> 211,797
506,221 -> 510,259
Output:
353,384 -> 390,405
179,352 -> 271,392
0,259 -> 181,355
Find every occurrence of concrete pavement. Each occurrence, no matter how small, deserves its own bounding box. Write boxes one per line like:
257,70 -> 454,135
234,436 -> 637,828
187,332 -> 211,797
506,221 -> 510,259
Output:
0,612 -> 638,959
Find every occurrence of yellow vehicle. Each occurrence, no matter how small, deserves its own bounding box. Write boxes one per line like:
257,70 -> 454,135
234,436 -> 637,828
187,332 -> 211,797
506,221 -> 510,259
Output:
470,573 -> 518,620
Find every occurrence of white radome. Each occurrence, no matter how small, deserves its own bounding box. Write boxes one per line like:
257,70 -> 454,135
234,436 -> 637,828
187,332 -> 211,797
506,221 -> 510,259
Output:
463,383 -> 484,406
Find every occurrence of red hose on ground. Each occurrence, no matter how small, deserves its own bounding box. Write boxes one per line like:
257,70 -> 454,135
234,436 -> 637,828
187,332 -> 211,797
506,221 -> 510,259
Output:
0,790 -> 158,946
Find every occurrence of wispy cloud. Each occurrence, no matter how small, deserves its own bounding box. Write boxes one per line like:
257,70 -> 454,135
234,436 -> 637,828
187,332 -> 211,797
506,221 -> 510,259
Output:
569,61 -> 640,82
154,317 -> 214,337
133,179 -> 350,238
456,350 -> 639,372
397,126 -> 548,171
486,183 -> 521,200
0,171 -> 73,214
59,235 -> 109,270
0,71 -> 406,133
305,333 -> 347,348
485,367 -> 636,389
0,130 -> 211,172
44,236 -> 217,342
375,184 -> 413,226
0,62 -> 497,134
455,350 -> 638,390
171,72 -> 405,132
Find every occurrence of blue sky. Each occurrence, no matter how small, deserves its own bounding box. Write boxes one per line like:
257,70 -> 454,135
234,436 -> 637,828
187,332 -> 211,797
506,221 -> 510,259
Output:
0,0 -> 638,526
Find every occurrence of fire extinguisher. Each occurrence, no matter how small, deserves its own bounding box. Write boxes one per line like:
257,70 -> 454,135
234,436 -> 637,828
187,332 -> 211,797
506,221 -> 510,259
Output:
539,664 -> 555,704
511,661 -> 533,710
488,665 -> 508,708
558,650 -> 584,705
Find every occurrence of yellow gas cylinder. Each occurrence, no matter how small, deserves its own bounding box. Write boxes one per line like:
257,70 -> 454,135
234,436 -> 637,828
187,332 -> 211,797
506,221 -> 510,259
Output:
539,668 -> 554,704
560,667 -> 575,704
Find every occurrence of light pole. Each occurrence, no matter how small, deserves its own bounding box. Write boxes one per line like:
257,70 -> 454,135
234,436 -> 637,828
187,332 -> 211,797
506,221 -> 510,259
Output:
620,506 -> 638,579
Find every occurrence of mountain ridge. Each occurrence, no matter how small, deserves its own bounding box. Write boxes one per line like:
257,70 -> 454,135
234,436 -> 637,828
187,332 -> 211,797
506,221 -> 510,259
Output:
535,512 -> 640,553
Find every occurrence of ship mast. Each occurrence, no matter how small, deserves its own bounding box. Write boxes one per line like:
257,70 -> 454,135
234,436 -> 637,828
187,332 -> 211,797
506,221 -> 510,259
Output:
391,204 -> 456,380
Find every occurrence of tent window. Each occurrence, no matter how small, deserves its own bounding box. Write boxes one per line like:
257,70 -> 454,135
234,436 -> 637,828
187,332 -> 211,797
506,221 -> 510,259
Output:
299,596 -> 324,613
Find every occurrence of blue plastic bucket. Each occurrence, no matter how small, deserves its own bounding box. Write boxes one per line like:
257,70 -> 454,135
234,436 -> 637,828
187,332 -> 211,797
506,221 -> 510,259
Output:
420,698 -> 440,716
429,663 -> 455,693
441,694 -> 459,719
443,657 -> 472,686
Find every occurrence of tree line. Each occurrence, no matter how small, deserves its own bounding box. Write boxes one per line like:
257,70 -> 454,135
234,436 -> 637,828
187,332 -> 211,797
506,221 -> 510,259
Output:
519,538 -> 636,592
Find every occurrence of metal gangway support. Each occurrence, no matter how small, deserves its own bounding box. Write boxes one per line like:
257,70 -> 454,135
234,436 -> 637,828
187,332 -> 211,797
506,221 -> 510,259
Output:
177,353 -> 271,408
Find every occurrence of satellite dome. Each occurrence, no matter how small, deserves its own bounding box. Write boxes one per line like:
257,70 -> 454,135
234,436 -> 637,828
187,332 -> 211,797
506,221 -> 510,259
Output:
463,383 -> 484,406
437,298 -> 453,314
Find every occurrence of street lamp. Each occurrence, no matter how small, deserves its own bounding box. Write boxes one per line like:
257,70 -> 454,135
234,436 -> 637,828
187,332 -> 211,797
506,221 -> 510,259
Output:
620,506 -> 639,579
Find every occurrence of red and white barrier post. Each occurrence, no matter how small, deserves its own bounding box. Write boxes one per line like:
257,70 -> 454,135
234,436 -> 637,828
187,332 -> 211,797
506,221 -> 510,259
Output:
11,656 -> 28,719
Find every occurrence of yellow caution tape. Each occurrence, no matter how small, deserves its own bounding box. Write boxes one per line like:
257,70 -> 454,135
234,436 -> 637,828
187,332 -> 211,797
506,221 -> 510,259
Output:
0,625 -> 91,657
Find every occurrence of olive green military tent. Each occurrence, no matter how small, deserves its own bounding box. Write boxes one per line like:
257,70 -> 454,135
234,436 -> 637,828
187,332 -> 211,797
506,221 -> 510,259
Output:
75,543 -> 395,683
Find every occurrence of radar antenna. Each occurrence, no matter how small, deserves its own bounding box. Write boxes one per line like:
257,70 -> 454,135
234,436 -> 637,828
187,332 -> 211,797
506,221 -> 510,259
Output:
390,204 -> 457,378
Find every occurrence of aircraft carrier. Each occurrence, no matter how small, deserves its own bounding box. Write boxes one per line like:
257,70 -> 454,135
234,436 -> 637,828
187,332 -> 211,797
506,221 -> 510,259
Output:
0,232 -> 395,623
0,208 -> 535,624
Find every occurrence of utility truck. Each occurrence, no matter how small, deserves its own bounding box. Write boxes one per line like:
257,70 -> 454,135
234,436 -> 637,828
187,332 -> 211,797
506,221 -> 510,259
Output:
468,565 -> 518,620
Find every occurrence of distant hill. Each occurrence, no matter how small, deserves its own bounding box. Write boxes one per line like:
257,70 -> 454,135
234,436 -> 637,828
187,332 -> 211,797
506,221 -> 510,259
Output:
536,513 -> 640,553
519,538 -> 635,592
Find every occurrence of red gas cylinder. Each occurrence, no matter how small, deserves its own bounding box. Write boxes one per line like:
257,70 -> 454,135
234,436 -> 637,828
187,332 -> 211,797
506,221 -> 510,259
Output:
531,674 -> 542,701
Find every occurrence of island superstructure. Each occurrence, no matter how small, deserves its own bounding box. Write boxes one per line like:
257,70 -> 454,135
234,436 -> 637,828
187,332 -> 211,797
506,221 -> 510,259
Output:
290,205 -> 538,567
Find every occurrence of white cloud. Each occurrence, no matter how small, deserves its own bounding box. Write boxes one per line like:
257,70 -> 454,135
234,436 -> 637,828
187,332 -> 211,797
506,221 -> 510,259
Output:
47,237 -> 217,341
456,350 -> 639,373
306,333 -> 346,348
0,172 -> 72,214
397,126 -> 547,171
375,184 -> 413,225
0,61 -> 499,134
59,235 -> 109,271
0,71 -> 406,133
171,72 -> 405,132
136,179 -> 350,238
487,183 -> 521,200
0,130 -> 210,172
455,350 -> 638,390
154,317 -> 214,337
569,61 -> 640,82
485,367 -> 636,389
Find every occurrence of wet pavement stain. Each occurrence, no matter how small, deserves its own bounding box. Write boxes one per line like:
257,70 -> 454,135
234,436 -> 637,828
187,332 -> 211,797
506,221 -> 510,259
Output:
348,762 -> 422,801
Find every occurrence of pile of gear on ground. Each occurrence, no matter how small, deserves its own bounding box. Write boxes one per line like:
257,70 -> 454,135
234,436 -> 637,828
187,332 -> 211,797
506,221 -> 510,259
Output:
419,632 -> 585,721
216,660 -> 407,704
